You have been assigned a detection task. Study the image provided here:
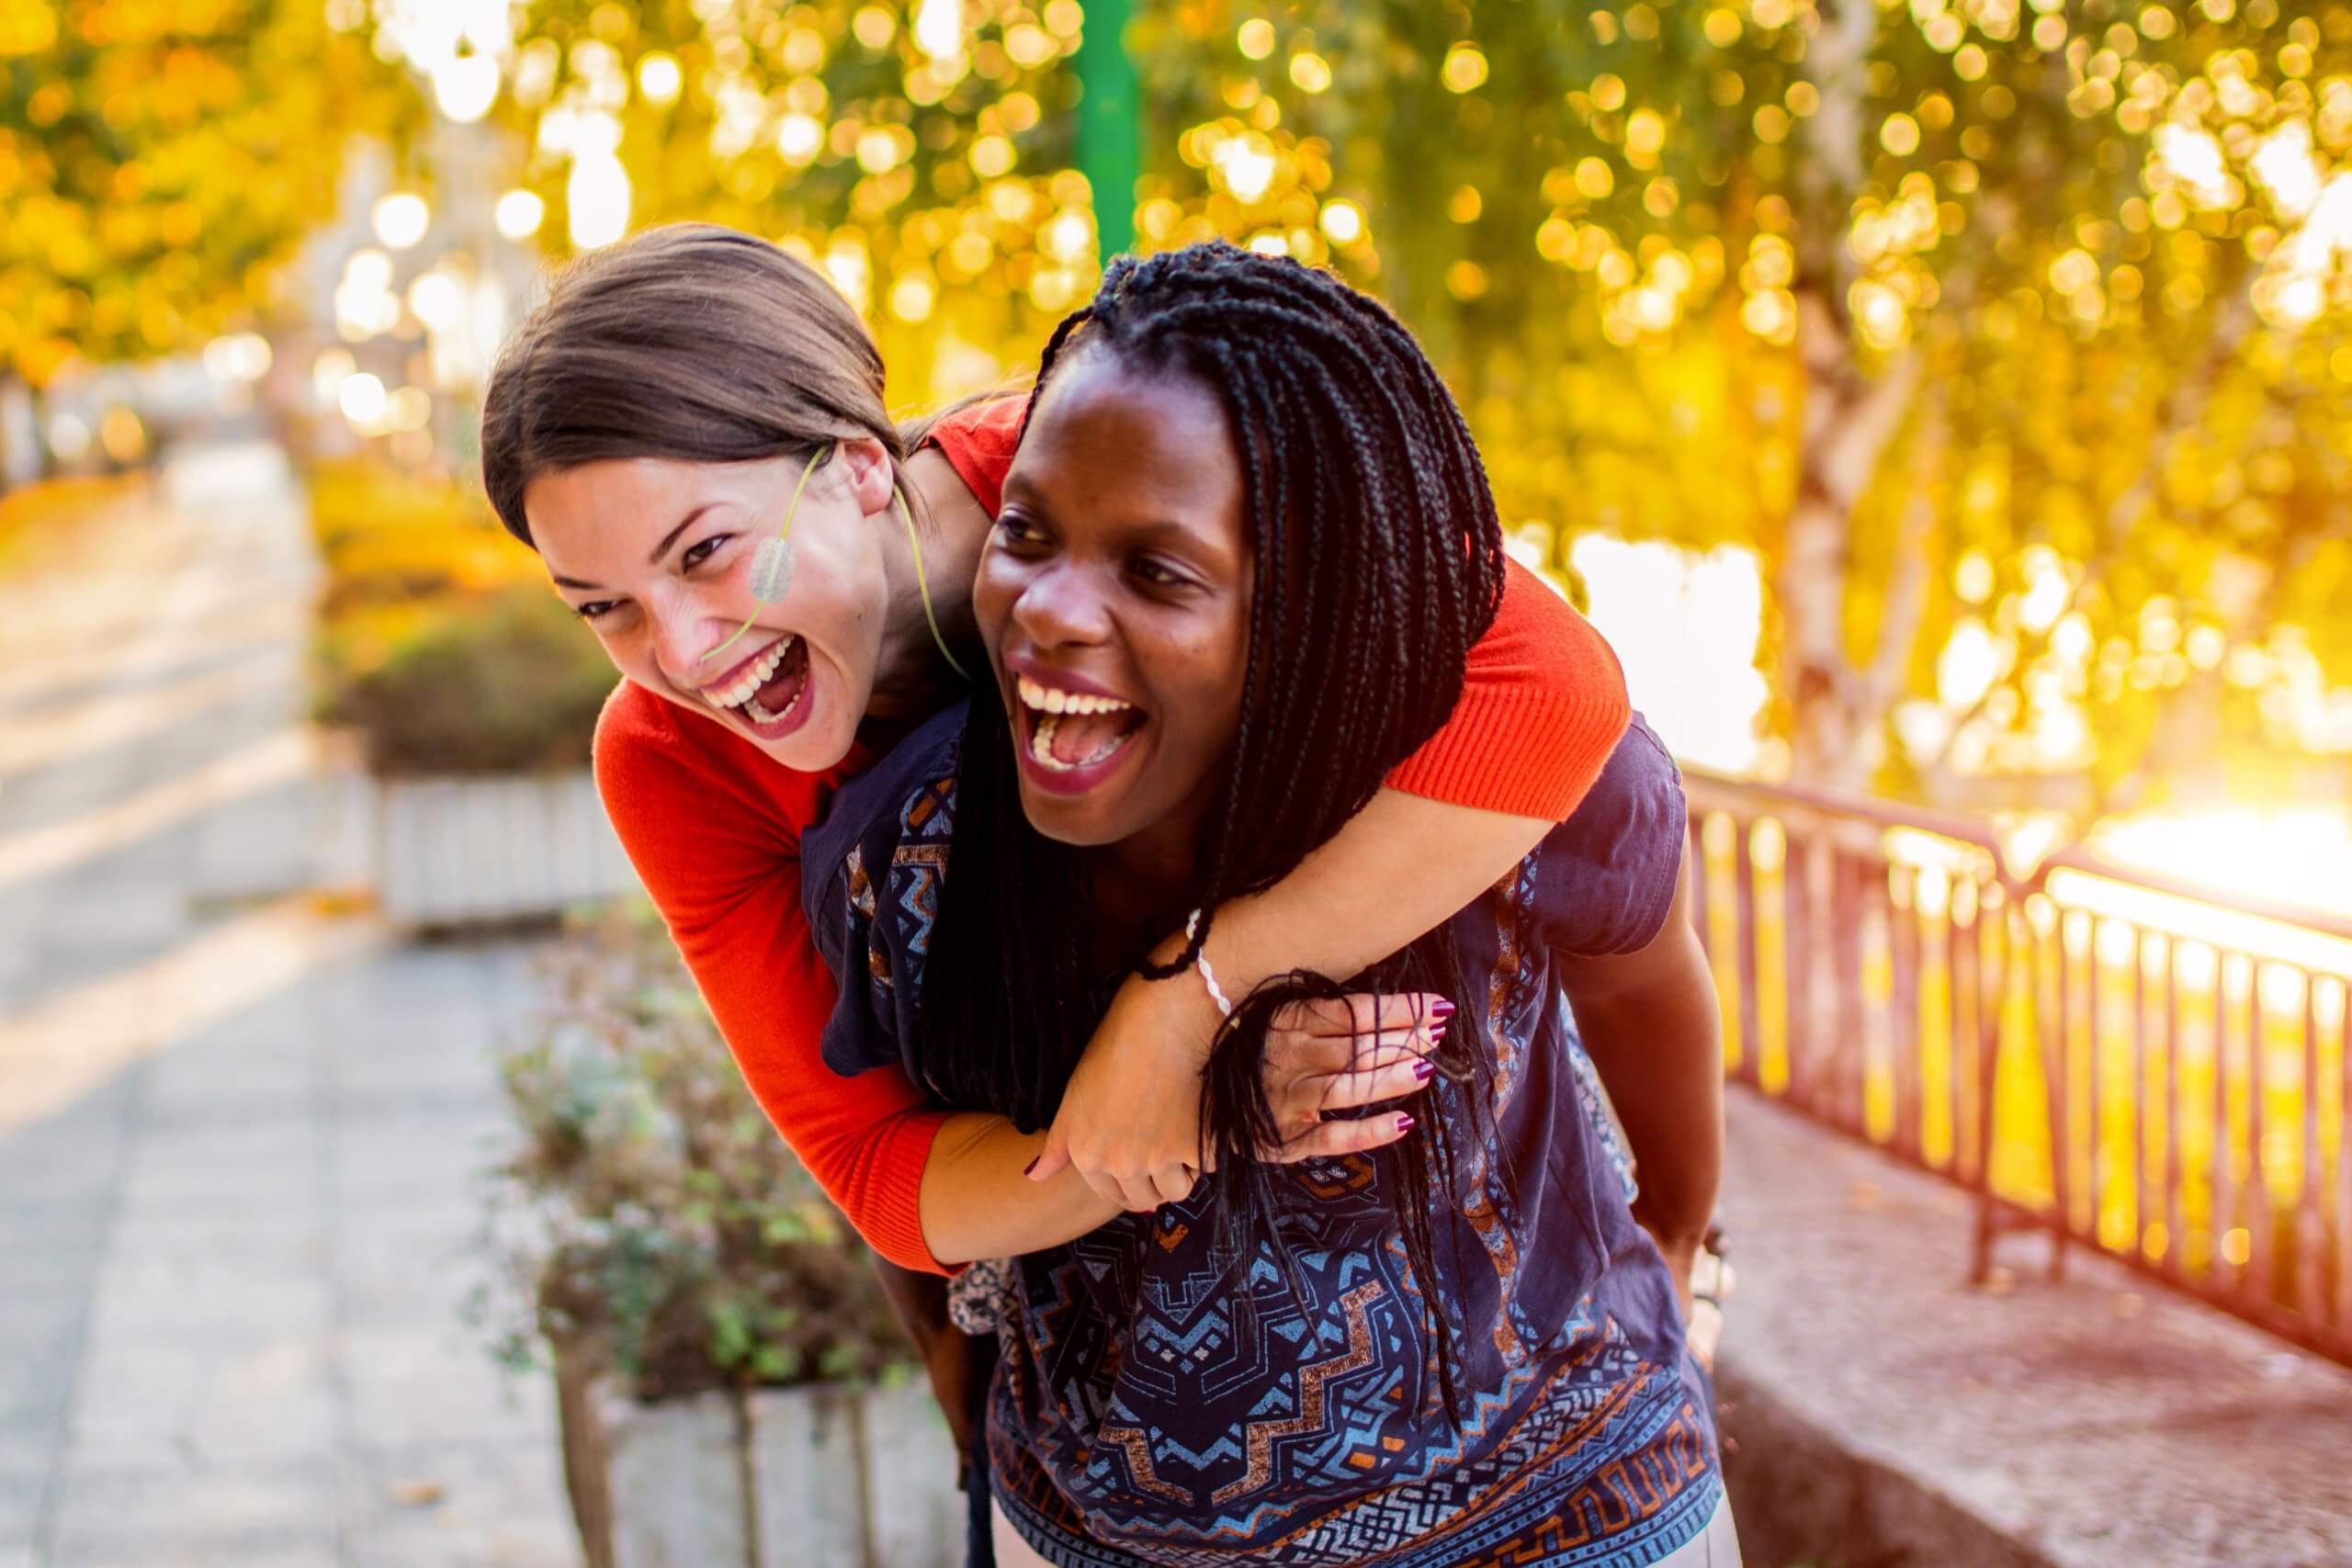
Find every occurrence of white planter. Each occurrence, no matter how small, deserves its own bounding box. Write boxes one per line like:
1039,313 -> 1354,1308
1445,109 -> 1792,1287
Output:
557,1351 -> 964,1568
374,770 -> 638,925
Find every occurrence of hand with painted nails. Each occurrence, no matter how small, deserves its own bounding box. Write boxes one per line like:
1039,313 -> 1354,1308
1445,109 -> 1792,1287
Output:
1255,991 -> 1452,1164
1027,980 -> 1447,1213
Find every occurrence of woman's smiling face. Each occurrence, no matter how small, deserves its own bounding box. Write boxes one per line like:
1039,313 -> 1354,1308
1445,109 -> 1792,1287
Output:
526,439 -> 900,773
978,347 -> 1252,853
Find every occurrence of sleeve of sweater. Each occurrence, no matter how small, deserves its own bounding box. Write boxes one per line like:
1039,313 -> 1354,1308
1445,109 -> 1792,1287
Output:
1383,559 -> 1631,822
925,405 -> 1630,826
592,682 -> 953,1274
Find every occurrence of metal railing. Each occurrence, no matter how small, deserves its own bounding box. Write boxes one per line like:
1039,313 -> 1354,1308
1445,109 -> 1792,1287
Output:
1682,770 -> 2352,1365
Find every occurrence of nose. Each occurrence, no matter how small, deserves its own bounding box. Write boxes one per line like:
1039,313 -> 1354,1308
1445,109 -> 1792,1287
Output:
1011,558 -> 1114,650
649,597 -> 742,690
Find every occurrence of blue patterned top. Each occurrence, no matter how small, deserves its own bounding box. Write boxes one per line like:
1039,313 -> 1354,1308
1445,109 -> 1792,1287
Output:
806,708 -> 1719,1567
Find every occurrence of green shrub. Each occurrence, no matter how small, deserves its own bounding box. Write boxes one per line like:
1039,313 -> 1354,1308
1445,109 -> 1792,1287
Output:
314,581 -> 616,775
306,459 -> 610,775
482,901 -> 913,1399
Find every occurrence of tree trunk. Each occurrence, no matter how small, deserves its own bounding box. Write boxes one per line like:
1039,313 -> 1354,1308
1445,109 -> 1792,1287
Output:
1777,299 -> 1919,789
1777,0 -> 1915,790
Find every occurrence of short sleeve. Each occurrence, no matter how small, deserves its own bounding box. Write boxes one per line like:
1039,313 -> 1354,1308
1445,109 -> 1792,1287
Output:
1531,713 -> 1687,958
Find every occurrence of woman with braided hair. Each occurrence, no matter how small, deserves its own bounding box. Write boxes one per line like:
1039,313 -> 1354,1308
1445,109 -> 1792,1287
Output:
808,242 -> 1735,1566
483,222 -> 1716,1555
485,221 -> 1635,1258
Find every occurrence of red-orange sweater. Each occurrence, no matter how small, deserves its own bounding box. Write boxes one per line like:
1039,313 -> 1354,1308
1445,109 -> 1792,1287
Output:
594,398 -> 1630,1273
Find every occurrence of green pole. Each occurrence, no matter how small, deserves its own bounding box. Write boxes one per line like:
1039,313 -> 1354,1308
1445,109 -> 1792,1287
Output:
1072,0 -> 1138,258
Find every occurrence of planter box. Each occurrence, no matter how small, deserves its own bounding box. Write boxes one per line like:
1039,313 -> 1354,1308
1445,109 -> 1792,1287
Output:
556,1348 -> 965,1568
375,770 -> 638,926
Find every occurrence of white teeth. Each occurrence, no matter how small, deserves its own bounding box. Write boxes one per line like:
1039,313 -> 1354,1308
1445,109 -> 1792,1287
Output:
707,637 -> 794,710
1027,711 -> 1136,773
745,689 -> 798,727
1016,674 -> 1132,717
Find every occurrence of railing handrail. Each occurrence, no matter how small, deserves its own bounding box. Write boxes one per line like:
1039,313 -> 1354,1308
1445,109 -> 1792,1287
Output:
1681,765 -> 2352,948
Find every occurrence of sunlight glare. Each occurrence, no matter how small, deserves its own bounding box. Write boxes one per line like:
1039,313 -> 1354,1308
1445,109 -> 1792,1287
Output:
1569,536 -> 1766,774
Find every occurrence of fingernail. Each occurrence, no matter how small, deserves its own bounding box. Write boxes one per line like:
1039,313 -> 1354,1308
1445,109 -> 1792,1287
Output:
1430,1000 -> 1455,1021
1412,1060 -> 1435,1082
1023,1156 -> 1039,1177
1395,1113 -> 1416,1134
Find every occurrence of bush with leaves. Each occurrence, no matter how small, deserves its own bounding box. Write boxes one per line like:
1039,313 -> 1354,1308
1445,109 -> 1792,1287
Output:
314,581 -> 616,776
306,458 -> 614,775
482,900 -> 912,1400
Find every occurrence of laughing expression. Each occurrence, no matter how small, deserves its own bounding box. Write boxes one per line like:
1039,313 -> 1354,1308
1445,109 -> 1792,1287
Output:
978,347 -> 1251,858
526,440 -> 902,773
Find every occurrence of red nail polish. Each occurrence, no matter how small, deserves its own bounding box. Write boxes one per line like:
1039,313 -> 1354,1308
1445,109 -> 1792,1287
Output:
1395,1113 -> 1416,1134
1430,999 -> 1456,1021
1023,1156 -> 1039,1176
1412,1060 -> 1435,1081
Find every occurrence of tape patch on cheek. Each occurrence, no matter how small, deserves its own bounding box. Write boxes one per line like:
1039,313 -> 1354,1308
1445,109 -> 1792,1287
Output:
749,537 -> 795,603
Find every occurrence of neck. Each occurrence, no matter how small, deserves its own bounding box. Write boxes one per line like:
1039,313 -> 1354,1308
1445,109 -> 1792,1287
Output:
864,448 -> 989,723
1084,770 -> 1227,965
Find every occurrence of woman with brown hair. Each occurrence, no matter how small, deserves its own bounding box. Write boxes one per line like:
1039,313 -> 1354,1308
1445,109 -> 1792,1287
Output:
480,221 -> 1635,1278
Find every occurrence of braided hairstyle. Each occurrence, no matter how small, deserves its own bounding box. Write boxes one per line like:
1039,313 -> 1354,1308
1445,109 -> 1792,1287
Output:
915,242 -> 1511,1423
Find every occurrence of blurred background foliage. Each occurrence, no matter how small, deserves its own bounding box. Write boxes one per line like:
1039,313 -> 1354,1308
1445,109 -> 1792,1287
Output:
7,0 -> 2352,835
306,456 -> 612,773
0,0 -> 417,384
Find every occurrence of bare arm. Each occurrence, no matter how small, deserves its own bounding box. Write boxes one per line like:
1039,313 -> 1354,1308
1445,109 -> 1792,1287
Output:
1029,790 -> 1556,1210
921,1115 -> 1115,1264
1554,848 -> 1724,1312
917,998 -> 1443,1261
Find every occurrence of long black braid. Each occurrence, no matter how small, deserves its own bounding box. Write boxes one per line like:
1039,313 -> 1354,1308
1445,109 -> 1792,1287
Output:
914,243 -> 1511,1425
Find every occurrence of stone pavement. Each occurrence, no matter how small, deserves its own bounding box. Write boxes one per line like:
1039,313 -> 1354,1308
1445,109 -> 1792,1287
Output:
0,447 -> 575,1567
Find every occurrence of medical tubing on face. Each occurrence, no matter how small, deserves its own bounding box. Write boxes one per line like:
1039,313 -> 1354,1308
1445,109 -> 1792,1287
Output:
897,486 -> 971,682
697,445 -> 971,682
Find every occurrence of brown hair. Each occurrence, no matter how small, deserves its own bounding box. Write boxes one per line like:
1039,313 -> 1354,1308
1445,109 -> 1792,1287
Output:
481,222 -> 909,547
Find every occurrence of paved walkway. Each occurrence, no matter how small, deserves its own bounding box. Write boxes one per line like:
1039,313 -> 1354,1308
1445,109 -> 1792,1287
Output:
1717,1093 -> 2352,1568
0,447 -> 575,1567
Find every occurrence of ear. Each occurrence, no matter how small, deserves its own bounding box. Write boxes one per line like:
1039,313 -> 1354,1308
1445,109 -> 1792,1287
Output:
836,436 -> 899,517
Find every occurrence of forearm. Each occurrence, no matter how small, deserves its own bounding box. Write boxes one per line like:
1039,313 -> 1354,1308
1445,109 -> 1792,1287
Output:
1190,789 -> 1552,1010
919,1111 -> 1123,1263
1574,943 -> 1724,1249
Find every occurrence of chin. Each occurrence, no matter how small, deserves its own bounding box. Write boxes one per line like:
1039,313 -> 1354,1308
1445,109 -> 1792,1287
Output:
1013,780 -> 1132,848
759,713 -> 858,773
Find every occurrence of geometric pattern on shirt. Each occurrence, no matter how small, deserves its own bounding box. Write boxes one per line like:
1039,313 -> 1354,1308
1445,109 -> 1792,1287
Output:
839,766 -> 1720,1567
989,1301 -> 1719,1568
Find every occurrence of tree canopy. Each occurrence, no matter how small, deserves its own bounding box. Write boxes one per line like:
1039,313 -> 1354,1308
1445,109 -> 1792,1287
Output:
26,0 -> 2343,807
0,0 -> 411,388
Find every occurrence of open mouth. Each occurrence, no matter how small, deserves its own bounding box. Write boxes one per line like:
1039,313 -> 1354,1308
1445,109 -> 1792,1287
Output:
1012,672 -> 1147,789
701,636 -> 813,736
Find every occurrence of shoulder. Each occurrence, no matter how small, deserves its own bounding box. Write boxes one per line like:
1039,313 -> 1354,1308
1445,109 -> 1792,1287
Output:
1385,561 -> 1629,820
803,703 -> 969,912
1488,559 -> 1626,691
801,705 -> 969,1076
917,394 -> 1027,517
1534,712 -> 1688,957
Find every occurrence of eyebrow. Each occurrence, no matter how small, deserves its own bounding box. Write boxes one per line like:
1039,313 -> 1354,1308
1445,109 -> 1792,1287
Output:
549,503 -> 723,592
1002,480 -> 1220,553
